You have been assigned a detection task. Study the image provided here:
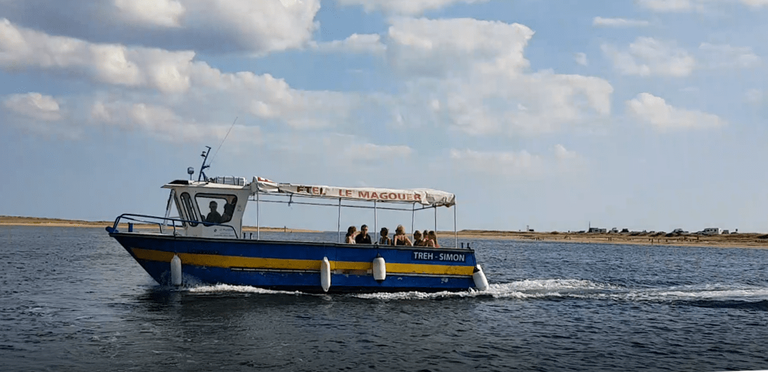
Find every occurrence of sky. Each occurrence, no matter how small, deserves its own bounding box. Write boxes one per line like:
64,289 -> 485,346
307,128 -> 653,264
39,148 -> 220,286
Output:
1,0 -> 767,233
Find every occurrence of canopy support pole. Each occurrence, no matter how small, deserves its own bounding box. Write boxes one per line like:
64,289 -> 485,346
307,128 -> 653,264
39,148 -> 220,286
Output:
256,191 -> 260,240
454,205 -> 458,249
434,206 -> 437,232
162,189 -> 175,234
374,201 -> 378,241
337,198 -> 342,244
411,203 -> 415,235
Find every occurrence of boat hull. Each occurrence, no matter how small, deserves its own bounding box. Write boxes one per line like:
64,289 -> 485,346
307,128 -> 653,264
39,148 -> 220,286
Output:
109,232 -> 479,293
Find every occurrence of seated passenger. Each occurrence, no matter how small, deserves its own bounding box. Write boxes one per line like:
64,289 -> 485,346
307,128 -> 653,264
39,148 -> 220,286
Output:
426,231 -> 440,248
355,224 -> 372,244
345,226 -> 357,244
412,230 -> 425,246
392,225 -> 413,246
379,227 -> 392,245
205,201 -> 222,223
221,197 -> 237,223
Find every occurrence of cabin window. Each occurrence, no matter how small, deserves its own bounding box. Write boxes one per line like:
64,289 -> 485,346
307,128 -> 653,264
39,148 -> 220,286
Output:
180,192 -> 199,227
195,194 -> 237,224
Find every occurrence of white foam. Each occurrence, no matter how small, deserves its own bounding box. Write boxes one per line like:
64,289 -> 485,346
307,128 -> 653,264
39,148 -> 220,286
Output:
625,284 -> 768,302
187,284 -> 308,296
351,279 -> 613,300
353,289 -> 483,300
501,279 -> 619,291
181,280 -> 768,302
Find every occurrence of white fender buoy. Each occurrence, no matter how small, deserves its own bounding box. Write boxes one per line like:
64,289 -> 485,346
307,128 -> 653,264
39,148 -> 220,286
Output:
171,254 -> 182,286
472,264 -> 489,291
320,257 -> 331,292
372,256 -> 386,282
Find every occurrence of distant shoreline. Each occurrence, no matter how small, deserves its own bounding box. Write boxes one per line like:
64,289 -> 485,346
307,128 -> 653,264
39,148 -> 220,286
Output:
456,230 -> 768,249
0,215 -> 315,233
2,215 -> 767,249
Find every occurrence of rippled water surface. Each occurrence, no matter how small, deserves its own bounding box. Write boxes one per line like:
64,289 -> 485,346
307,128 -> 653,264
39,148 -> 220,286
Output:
2,226 -> 768,371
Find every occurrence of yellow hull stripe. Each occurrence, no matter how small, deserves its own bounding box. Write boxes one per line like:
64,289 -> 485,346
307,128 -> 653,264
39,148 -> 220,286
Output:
131,248 -> 474,276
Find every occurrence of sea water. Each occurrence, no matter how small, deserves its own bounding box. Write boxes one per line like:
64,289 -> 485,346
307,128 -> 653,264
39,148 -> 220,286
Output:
1,226 -> 767,371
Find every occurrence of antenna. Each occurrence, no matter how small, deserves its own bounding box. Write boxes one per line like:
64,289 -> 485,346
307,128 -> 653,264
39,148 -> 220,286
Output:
209,117 -> 238,166
198,146 -> 212,182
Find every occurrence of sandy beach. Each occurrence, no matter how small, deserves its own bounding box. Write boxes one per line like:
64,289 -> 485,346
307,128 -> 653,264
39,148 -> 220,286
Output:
2,215 -> 766,249
454,230 -> 768,249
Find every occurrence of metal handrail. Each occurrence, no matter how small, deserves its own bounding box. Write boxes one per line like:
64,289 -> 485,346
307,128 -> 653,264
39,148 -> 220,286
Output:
107,213 -> 239,238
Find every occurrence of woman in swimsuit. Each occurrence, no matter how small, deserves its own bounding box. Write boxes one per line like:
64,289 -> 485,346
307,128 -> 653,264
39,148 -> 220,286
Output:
379,227 -> 392,245
392,225 -> 413,246
345,226 -> 357,244
425,230 -> 440,248
412,230 -> 425,246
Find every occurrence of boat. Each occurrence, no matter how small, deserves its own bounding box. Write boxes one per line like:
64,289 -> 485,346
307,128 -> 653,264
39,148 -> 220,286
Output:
106,147 -> 489,293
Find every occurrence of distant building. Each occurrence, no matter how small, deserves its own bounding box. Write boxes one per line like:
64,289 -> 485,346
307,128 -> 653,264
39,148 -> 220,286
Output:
588,227 -> 607,233
701,227 -> 721,235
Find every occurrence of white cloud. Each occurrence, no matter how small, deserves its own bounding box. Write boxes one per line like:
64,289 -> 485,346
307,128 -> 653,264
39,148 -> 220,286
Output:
0,18 -> 357,132
601,37 -> 695,77
228,73 -> 361,130
0,0 -> 320,55
554,144 -> 577,160
114,0 -> 185,28
3,92 -> 61,121
90,101 -> 262,143
184,0 -> 320,55
626,93 -> 726,131
0,17 -> 376,145
1,92 -> 81,139
638,0 -> 768,12
699,43 -> 761,69
745,89 -> 763,104
385,17 -> 613,136
335,0 -> 488,15
575,52 -> 588,66
741,0 -> 768,7
0,19 -> 195,92
0,12 -> 615,148
592,17 -> 649,27
311,34 -> 386,54
637,0 -> 699,12
552,144 -> 586,172
343,142 -> 413,161
387,17 -> 534,77
449,148 -> 542,176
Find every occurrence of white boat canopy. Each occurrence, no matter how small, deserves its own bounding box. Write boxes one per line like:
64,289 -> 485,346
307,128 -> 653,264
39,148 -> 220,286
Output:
253,177 -> 456,208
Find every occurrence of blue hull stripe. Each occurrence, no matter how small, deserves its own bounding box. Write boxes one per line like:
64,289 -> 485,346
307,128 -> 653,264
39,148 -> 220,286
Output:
111,233 -> 479,292
139,260 -> 475,293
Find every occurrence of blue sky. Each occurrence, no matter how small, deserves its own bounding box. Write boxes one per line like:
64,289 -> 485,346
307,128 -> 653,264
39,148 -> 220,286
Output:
1,0 -> 767,233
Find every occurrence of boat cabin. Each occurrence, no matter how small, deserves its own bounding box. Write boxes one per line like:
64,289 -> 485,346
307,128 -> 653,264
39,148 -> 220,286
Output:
162,177 -> 255,238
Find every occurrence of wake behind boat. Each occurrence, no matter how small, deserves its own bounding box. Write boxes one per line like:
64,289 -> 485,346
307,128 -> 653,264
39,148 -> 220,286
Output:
106,147 -> 489,293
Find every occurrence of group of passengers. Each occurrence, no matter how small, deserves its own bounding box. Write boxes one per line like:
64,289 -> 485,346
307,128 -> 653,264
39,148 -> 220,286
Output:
346,224 -> 440,247
205,198 -> 237,224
